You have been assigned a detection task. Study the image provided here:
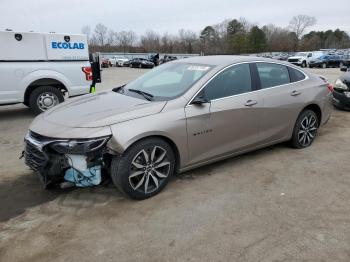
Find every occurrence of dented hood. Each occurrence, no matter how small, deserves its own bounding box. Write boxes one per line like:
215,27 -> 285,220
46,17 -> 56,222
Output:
42,91 -> 166,128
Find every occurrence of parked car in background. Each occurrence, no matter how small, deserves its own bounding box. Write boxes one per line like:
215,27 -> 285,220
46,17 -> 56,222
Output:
309,55 -> 343,68
149,54 -> 160,66
288,51 -> 323,67
23,56 -> 332,199
272,53 -> 290,61
340,54 -> 350,70
333,69 -> 350,110
101,58 -> 111,68
129,58 -> 155,68
109,56 -> 130,67
160,55 -> 177,64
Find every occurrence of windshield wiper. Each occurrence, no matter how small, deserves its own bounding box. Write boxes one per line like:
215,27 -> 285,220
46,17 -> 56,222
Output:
112,84 -> 126,93
128,89 -> 154,101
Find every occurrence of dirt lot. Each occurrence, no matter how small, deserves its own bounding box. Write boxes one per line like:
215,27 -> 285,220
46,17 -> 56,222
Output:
1,67 -> 350,262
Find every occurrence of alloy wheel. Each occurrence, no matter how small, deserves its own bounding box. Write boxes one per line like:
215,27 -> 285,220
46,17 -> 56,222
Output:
129,146 -> 171,194
297,114 -> 318,147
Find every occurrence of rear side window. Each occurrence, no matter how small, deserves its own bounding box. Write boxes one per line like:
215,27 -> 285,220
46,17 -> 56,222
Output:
288,67 -> 306,82
256,63 -> 290,89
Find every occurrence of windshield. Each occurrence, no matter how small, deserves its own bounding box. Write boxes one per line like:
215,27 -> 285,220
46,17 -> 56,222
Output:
296,52 -> 308,57
124,62 -> 213,100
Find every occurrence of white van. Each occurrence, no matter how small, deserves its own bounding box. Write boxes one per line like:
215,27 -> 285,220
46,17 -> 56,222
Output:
0,31 -> 93,114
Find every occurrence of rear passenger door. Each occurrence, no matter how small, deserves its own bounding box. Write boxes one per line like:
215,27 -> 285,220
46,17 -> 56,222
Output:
255,63 -> 305,144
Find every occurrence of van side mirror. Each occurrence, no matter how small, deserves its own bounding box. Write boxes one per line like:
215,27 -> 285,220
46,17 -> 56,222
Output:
192,95 -> 209,105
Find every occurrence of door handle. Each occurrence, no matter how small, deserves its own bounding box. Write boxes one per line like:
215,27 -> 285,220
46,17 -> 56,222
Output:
291,90 -> 301,96
245,100 -> 258,107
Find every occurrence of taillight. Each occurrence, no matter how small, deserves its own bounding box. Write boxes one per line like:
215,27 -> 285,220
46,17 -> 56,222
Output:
82,66 -> 93,81
327,84 -> 334,93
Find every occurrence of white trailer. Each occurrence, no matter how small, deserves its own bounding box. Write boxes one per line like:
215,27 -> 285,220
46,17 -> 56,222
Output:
0,31 -> 93,114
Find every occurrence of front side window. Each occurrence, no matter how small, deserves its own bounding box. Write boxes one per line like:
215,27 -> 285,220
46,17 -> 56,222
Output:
124,62 -> 213,100
204,64 -> 252,100
256,63 -> 290,89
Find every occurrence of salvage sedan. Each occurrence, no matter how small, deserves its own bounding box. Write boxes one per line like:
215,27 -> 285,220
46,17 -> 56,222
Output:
333,69 -> 350,110
23,56 -> 333,199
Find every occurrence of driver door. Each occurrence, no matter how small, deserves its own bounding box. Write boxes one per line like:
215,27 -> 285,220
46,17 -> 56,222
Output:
185,63 -> 262,166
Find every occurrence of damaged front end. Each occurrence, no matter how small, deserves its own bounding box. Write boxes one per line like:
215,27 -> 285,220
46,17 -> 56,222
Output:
333,78 -> 350,110
23,131 -> 112,188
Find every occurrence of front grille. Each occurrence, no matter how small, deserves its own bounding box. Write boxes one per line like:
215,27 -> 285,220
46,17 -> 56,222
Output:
288,59 -> 299,63
24,141 -> 48,171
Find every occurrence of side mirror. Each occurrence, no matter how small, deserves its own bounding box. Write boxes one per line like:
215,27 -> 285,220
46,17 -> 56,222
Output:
192,95 -> 209,105
340,67 -> 348,72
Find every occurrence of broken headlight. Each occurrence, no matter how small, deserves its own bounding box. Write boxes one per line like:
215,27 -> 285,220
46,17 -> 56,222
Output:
49,136 -> 111,154
334,79 -> 348,91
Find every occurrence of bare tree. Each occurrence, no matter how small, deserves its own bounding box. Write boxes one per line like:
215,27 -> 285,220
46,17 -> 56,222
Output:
107,29 -> 118,46
178,29 -> 197,53
94,23 -> 108,46
160,33 -> 175,53
81,25 -> 91,41
117,31 -> 137,53
140,30 -> 161,52
289,15 -> 317,39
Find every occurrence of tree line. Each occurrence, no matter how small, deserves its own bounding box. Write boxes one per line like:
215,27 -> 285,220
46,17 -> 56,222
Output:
83,15 -> 350,55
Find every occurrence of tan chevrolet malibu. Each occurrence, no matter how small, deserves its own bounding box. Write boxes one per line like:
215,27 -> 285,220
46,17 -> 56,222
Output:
23,56 -> 333,199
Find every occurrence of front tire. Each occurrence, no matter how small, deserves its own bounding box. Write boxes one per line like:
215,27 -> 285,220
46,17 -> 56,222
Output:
291,110 -> 319,149
111,138 -> 175,200
28,86 -> 64,115
301,61 -> 307,68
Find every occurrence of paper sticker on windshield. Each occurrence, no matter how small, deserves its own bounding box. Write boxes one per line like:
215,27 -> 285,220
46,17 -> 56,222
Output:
187,66 -> 210,71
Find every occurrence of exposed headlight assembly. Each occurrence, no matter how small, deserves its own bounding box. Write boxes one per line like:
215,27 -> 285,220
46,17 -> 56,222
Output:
49,136 -> 111,154
334,79 -> 349,91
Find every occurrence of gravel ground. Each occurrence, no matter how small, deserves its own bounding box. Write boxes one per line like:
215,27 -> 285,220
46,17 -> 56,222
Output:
0,67 -> 350,262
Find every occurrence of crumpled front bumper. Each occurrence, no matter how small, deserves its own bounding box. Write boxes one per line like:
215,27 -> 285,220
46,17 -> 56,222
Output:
332,89 -> 350,110
23,132 -> 68,187
23,131 -> 106,188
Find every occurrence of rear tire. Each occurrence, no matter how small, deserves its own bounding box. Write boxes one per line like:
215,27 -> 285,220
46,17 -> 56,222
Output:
291,110 -> 319,149
111,138 -> 175,200
28,86 -> 64,115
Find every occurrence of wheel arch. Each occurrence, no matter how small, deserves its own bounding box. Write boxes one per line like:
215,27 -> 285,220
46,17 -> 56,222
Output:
24,78 -> 67,105
20,69 -> 71,103
118,134 -> 182,173
302,103 -> 322,124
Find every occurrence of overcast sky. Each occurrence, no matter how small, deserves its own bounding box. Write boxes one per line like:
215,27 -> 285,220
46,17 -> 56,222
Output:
1,0 -> 349,36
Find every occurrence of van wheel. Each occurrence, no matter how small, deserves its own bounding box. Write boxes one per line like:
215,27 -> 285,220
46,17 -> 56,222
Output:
29,86 -> 64,115
111,138 -> 175,200
301,61 -> 307,68
291,110 -> 319,149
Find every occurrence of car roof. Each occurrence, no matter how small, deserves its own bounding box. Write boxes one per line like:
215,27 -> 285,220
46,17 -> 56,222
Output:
176,55 -> 292,67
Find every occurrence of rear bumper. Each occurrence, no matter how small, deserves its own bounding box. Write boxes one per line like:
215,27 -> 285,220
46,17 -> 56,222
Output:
68,85 -> 91,97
